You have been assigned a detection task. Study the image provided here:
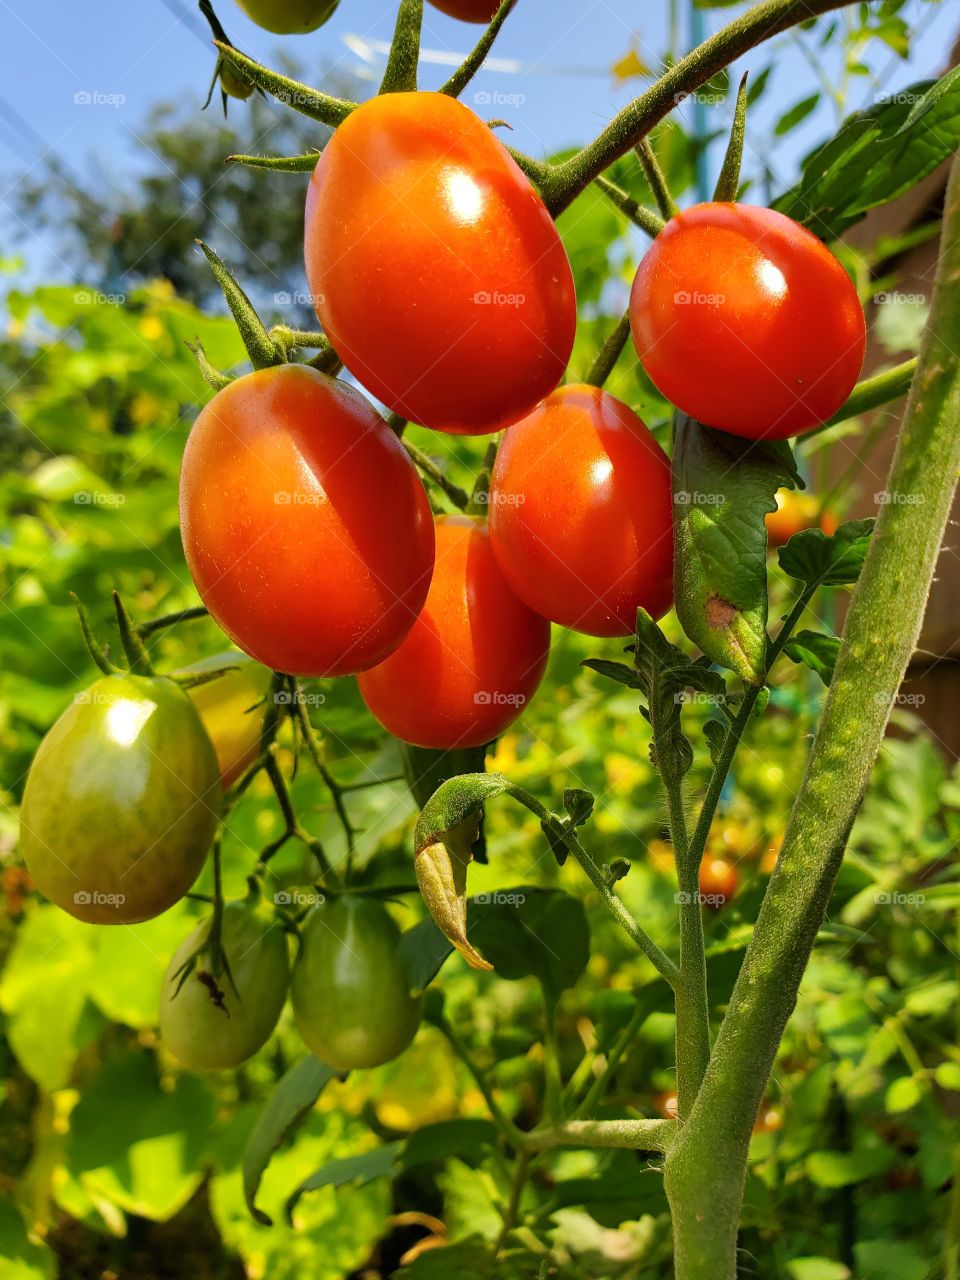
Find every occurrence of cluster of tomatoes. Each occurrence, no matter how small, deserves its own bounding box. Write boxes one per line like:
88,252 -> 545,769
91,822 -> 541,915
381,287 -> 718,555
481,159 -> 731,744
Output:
181,92 -> 866,754
18,66 -> 866,1075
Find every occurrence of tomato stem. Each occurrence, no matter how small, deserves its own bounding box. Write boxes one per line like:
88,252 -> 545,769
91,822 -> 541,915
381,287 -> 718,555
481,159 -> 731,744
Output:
403,441 -> 470,511
112,592 -> 154,676
664,152 -> 960,1280
585,309 -> 632,389
213,41 -> 354,127
635,138 -> 678,220
593,175 -> 665,239
70,594 -> 114,675
440,0 -> 518,101
196,241 -> 280,371
379,0 -> 423,96
136,605 -> 209,638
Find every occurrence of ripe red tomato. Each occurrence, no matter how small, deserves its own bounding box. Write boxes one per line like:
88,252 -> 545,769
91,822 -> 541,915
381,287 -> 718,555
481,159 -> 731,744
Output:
179,365 -> 435,677
357,516 -> 550,749
304,92 -> 576,435
766,489 -> 838,547
233,0 -> 338,34
427,0 -> 501,20
630,203 -> 865,439
699,856 -> 739,906
488,384 -> 673,636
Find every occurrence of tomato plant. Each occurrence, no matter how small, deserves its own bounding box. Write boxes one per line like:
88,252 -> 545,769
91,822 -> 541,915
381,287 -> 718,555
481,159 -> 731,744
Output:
426,0 -> 500,20
19,673 -> 221,924
488,383 -> 674,635
630,203 -> 866,439
304,92 -> 576,434
291,895 -> 422,1071
179,365 -> 435,676
357,515 -> 551,748
5,2 -> 960,1279
160,901 -> 290,1070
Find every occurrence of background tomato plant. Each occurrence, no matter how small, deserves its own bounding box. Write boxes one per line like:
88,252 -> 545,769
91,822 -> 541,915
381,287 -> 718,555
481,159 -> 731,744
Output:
0,2 -> 958,1278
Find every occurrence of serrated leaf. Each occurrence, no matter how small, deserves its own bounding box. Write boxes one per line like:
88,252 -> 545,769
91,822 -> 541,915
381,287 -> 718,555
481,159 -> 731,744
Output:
243,1056 -> 338,1225
581,658 -> 644,690
284,1144 -> 401,1223
563,787 -> 595,827
784,630 -> 841,685
674,416 -> 799,684
774,70 -> 960,238
778,519 -> 874,588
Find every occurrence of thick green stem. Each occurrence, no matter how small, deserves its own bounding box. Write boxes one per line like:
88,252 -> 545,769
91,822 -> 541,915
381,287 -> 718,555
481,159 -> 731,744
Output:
543,0 -> 861,213
441,0 -> 517,99
585,309 -> 633,388
379,0 -> 422,94
663,154 -> 960,1280
524,1117 -> 675,1154
815,357 -> 918,435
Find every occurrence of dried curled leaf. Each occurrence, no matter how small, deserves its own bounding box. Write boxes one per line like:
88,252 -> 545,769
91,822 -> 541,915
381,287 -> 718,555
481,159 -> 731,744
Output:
414,817 -> 493,973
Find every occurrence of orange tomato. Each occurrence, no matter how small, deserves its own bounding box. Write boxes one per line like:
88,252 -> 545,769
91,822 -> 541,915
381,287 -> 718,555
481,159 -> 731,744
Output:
358,516 -> 550,748
699,856 -> 739,906
179,366 -> 435,677
182,651 -> 272,788
304,92 -> 576,435
766,489 -> 838,547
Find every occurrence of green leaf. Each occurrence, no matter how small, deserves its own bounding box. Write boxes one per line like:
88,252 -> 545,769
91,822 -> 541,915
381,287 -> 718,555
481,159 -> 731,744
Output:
398,913 -> 460,995
563,788 -> 595,827
580,659 -> 643,691
786,1260 -> 851,1280
67,1050 -> 215,1221
774,93 -> 820,137
805,1136 -> 892,1187
774,70 -> 960,238
934,1062 -> 960,1091
885,1075 -> 922,1113
471,887 -> 590,993
854,1240 -> 929,1280
402,1119 -> 499,1169
778,519 -> 874,588
285,1144 -> 401,1223
243,1055 -> 338,1225
0,904 -> 99,1090
673,416 -> 800,684
784,630 -> 841,685
0,1199 -> 56,1280
414,773 -> 510,854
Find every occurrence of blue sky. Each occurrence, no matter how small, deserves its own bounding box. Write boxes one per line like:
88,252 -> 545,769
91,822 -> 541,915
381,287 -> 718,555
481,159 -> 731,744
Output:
1,0 -> 957,281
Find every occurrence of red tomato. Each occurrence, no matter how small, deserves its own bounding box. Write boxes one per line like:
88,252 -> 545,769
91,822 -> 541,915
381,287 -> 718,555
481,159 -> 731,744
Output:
766,489 -> 839,547
655,1090 -> 679,1120
304,92 -> 576,435
488,384 -> 673,636
699,856 -> 739,906
179,366 -> 435,677
427,0 -> 501,20
630,203 -> 865,439
357,516 -> 550,748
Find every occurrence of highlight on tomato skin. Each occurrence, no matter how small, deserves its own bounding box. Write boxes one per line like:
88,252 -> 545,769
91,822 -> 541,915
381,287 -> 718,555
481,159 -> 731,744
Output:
488,384 -> 674,637
698,855 -> 740,907
357,515 -> 551,750
178,364 -> 436,679
629,202 -> 866,440
304,91 -> 576,436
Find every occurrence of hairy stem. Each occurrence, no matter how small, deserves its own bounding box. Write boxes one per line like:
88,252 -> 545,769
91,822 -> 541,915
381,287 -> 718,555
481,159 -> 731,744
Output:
664,153 -> 960,1280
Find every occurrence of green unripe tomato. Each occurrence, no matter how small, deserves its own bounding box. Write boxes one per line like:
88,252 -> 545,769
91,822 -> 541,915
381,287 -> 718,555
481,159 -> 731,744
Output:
233,0 -> 339,34
291,895 -> 421,1071
19,674 -> 221,924
219,63 -> 255,101
160,902 -> 290,1070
